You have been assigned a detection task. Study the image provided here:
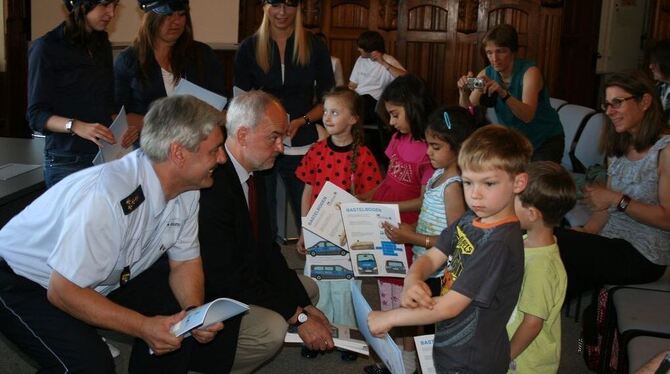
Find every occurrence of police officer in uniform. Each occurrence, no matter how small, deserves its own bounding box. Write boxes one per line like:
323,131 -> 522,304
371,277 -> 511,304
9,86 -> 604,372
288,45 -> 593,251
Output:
0,96 -> 233,373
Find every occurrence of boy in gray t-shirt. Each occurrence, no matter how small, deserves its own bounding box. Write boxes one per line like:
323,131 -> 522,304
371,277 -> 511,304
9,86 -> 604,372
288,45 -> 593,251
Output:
368,125 -> 531,373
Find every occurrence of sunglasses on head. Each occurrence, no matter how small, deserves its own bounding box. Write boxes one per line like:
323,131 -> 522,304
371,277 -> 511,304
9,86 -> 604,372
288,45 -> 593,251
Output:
265,0 -> 299,7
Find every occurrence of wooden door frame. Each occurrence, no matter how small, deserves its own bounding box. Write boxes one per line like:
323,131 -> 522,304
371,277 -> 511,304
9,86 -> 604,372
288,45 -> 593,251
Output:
3,0 -> 31,138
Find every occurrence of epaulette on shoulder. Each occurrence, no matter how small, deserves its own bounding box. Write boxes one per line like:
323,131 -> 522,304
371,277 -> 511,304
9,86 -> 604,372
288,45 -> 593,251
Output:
120,185 -> 145,215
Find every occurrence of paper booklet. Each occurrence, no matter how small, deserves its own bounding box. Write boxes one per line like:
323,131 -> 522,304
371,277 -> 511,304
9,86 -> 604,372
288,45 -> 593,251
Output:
172,78 -> 227,111
284,324 -> 369,356
301,182 -> 408,279
340,202 -> 408,278
351,282 -> 405,374
414,334 -> 437,374
171,298 -> 249,338
93,106 -> 136,165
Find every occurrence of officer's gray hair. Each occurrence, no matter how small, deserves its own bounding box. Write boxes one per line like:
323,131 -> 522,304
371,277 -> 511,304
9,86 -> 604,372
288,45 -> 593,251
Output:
226,90 -> 281,137
141,95 -> 224,162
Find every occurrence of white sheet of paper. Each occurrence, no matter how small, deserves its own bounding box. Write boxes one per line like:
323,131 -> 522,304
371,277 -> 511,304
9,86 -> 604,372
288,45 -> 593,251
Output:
302,182 -> 359,250
173,78 -> 227,111
414,334 -> 437,374
0,163 -> 41,181
171,298 -> 249,338
350,283 -> 405,374
94,106 -> 134,165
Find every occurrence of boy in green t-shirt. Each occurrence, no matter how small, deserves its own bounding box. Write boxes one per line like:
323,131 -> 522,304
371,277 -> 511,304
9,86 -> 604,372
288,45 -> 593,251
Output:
508,161 -> 577,373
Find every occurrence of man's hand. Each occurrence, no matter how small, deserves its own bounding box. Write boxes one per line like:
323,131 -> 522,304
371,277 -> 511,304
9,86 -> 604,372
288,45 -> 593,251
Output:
368,310 -> 393,337
297,306 -> 334,351
401,278 -> 435,309
191,321 -> 224,344
138,311 -> 185,355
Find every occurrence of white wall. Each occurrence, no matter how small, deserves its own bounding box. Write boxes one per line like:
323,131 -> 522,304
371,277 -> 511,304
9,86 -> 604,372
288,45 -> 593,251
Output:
1,2 -> 6,71
31,0 -> 239,44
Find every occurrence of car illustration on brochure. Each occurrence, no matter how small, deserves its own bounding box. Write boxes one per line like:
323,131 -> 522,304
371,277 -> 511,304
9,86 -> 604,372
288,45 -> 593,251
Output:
356,253 -> 378,274
310,265 -> 354,280
385,260 -> 406,274
307,241 -> 349,257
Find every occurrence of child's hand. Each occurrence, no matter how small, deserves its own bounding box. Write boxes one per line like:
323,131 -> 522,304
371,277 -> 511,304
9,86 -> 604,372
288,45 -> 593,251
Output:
296,234 -> 306,255
382,221 -> 413,244
368,311 -> 392,337
401,281 -> 435,309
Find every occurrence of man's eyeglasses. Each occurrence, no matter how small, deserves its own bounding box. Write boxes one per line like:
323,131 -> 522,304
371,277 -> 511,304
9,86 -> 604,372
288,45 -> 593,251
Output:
265,0 -> 299,7
601,96 -> 637,111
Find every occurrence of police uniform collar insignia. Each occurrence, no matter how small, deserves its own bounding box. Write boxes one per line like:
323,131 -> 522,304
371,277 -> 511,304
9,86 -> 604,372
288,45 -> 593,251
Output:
121,186 -> 145,215
120,266 -> 131,287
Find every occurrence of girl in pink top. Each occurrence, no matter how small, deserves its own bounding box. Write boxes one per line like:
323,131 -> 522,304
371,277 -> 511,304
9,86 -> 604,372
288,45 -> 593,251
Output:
365,74 -> 435,373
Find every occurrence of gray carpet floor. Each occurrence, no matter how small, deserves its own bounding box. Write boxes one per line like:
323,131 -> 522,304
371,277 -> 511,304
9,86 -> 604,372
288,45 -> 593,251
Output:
0,244 -> 592,374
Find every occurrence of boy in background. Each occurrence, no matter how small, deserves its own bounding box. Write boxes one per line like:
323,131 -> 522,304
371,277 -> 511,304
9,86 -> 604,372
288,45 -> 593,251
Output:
507,161 -> 576,373
368,125 -> 532,373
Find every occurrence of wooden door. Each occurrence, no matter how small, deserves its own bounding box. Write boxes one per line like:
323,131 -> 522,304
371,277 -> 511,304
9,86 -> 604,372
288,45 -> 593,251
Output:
396,0 -> 453,105
556,0 -> 601,107
3,0 -> 31,137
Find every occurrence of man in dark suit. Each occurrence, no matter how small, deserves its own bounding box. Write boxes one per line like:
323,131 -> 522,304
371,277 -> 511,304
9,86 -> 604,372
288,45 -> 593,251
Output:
199,91 -> 334,374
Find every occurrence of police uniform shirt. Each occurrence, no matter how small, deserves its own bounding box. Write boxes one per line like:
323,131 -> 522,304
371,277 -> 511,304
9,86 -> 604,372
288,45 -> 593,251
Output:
0,150 -> 200,295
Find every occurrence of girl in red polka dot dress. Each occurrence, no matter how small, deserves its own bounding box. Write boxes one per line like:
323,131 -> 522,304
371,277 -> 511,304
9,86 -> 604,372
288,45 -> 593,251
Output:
295,87 -> 382,328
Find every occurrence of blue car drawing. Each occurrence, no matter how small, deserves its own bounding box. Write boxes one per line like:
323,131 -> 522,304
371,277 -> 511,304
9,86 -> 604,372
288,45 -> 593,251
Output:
307,241 -> 349,257
385,260 -> 406,274
356,254 -> 378,274
310,265 -> 354,280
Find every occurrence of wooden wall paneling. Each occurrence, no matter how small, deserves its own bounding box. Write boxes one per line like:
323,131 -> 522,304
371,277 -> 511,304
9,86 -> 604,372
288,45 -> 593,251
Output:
650,0 -> 670,40
556,0 -> 600,107
481,0 -> 536,60
536,6 -> 563,95
398,0 -> 453,105
4,0 -> 31,138
323,0 -> 373,82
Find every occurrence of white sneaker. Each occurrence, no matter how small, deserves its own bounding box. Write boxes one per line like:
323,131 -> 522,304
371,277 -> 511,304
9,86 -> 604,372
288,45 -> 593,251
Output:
102,337 -> 121,359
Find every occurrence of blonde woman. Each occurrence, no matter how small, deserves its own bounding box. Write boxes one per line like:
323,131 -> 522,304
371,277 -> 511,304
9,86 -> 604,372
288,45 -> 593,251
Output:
234,0 -> 335,240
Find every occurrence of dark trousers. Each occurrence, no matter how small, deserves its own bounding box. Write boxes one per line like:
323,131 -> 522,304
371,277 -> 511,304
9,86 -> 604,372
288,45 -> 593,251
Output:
361,94 -> 390,170
554,228 -> 666,300
262,154 -> 304,240
531,134 -> 564,164
0,258 -> 238,374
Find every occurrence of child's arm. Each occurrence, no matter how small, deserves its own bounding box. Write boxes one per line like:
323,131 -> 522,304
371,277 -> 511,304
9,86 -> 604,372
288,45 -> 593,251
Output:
444,181 -> 466,227
509,312 -> 544,360
368,289 -> 472,337
401,248 -> 447,309
396,186 -> 425,212
296,185 -> 313,255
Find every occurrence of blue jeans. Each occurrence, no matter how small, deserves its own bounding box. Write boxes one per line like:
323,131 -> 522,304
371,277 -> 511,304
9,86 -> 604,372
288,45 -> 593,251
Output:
43,150 -> 96,188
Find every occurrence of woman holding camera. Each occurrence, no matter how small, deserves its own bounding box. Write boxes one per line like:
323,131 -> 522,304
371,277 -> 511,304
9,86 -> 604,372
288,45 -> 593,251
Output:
457,24 -> 563,162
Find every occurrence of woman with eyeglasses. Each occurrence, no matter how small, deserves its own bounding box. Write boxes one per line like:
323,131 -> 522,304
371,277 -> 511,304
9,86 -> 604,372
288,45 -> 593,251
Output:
28,0 -> 119,188
556,69 -> 670,307
234,0 -> 335,243
114,0 -> 226,142
456,24 -> 564,163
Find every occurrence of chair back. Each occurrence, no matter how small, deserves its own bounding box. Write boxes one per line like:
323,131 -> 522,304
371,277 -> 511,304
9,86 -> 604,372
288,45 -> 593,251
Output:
557,104 -> 596,170
550,97 -> 568,111
572,112 -> 606,171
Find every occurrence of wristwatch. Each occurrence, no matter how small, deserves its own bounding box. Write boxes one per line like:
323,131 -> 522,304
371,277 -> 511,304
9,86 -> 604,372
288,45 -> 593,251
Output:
294,312 -> 309,326
501,90 -> 511,102
64,119 -> 75,134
